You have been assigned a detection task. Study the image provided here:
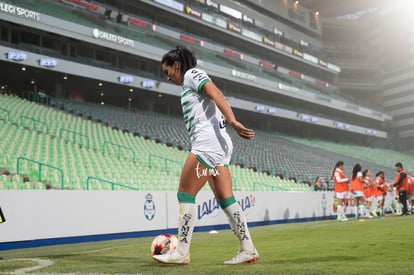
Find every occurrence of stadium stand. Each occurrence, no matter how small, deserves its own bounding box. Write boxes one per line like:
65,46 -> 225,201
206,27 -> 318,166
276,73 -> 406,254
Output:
0,0 -> 409,194
49,97 -> 397,180
4,93 -> 399,188
1,0 -> 385,124
0,0 -> 387,136
284,135 -> 412,175
1,0 -> 345,103
0,93 -> 315,192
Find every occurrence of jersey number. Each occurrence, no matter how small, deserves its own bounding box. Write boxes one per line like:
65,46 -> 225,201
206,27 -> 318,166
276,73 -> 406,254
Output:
219,116 -> 226,129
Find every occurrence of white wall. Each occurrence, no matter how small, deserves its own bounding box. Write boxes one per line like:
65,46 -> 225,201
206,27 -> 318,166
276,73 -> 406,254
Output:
0,190 -> 335,244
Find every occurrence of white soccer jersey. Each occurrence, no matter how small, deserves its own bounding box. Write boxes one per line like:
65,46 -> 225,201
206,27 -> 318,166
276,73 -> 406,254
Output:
181,68 -> 232,167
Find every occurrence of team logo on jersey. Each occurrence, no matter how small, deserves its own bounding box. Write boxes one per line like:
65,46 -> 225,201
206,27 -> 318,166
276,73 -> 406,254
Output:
144,193 -> 155,220
191,69 -> 206,82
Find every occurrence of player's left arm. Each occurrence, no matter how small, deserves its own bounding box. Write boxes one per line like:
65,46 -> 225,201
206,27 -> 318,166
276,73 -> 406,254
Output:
202,81 -> 254,140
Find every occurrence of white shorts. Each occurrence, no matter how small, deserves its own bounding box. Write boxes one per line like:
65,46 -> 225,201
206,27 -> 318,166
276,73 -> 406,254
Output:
365,197 -> 372,202
336,192 -> 348,199
376,195 -> 384,200
192,142 -> 233,170
352,191 -> 364,198
191,128 -> 233,170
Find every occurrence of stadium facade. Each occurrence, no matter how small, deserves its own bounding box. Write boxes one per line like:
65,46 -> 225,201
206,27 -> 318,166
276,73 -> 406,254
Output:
2,0 -> 413,250
0,0 -> 396,146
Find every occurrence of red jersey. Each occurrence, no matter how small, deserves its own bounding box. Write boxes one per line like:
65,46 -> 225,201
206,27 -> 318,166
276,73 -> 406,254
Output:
394,169 -> 408,191
350,171 -> 363,192
409,177 -> 414,196
363,176 -> 374,198
374,176 -> 387,196
334,168 -> 348,193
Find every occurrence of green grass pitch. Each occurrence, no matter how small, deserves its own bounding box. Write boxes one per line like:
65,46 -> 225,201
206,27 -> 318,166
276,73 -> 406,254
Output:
0,215 -> 413,274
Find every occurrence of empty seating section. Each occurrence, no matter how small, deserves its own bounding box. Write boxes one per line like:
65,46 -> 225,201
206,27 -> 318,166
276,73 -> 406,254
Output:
54,98 -> 398,180
51,98 -> 398,183
0,94 -> 313,192
0,3 -> 403,190
283,136 -> 409,179
52,98 -> 329,182
1,94 -> 404,191
55,100 -> 191,150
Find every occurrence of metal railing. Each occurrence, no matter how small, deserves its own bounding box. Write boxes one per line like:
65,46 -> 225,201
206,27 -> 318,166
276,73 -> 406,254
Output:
20,115 -> 49,134
59,128 -> 90,148
252,181 -> 290,192
148,154 -> 182,172
86,176 -> 139,191
0,107 -> 10,121
16,156 -> 64,189
102,141 -> 136,161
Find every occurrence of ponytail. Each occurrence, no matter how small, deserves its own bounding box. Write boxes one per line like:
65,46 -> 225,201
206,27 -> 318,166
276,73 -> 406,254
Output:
351,163 -> 361,180
332,161 -> 344,179
161,45 -> 197,73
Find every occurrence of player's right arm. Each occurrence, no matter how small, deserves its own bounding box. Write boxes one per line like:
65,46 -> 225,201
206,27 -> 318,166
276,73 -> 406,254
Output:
202,81 -> 254,140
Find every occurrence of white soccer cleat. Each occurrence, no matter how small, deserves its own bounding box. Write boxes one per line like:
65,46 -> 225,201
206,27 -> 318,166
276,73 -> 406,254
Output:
341,215 -> 348,221
224,248 -> 260,265
152,250 -> 190,265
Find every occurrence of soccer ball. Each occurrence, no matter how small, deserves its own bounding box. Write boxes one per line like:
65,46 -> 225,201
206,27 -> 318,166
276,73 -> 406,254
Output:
150,234 -> 178,255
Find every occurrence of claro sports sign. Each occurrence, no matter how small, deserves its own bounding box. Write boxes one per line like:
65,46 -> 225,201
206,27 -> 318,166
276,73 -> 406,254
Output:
0,2 -> 40,21
92,28 -> 135,48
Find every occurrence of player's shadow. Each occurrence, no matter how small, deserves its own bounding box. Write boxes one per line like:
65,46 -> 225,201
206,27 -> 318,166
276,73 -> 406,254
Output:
263,209 -> 270,225
283,208 -> 290,220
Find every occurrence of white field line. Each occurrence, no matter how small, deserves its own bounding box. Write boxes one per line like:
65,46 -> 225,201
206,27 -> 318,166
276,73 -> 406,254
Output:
0,258 -> 53,274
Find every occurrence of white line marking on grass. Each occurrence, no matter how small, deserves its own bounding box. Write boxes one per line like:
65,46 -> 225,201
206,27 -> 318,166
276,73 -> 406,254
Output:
71,244 -> 131,255
308,220 -> 359,228
308,217 -> 386,229
1,258 -> 53,274
76,247 -> 118,254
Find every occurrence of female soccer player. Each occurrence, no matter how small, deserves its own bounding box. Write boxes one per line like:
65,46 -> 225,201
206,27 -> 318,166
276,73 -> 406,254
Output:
153,46 -> 259,265
363,169 -> 374,218
333,161 -> 349,221
350,163 -> 364,219
374,171 -> 387,216
408,171 -> 414,214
